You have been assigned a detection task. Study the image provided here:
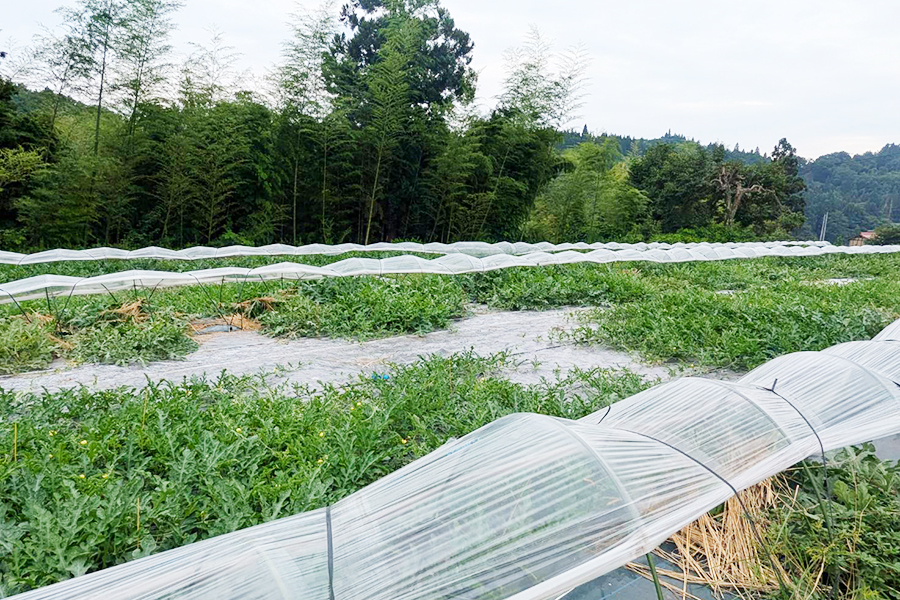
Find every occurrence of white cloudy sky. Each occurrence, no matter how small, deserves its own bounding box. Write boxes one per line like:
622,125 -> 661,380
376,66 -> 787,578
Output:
4,0 -> 899,159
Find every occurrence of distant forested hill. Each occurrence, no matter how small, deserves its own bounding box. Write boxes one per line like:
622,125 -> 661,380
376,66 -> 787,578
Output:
560,129 -> 770,165
798,145 -> 900,242
563,128 -> 900,242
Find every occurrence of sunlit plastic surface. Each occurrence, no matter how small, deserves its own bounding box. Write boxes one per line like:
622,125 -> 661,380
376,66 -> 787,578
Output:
0,240 -> 835,265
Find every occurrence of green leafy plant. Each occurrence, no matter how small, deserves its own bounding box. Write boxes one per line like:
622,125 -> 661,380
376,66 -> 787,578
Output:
770,446 -> 900,599
0,353 -> 650,595
0,316 -> 57,374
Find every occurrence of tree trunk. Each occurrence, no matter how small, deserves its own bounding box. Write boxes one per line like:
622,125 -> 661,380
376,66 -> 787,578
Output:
321,137 -> 328,241
478,145 -> 512,239
50,61 -> 72,131
725,190 -> 737,227
292,158 -> 300,245
128,62 -> 144,140
161,204 -> 171,241
127,21 -> 157,141
364,143 -> 385,245
93,12 -> 112,157
429,190 -> 447,242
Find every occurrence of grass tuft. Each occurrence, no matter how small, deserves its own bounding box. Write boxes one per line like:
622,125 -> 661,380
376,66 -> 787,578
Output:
0,317 -> 56,374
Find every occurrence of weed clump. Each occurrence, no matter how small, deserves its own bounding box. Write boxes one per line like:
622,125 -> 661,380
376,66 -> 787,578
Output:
49,298 -> 198,366
261,275 -> 468,339
0,316 -> 56,374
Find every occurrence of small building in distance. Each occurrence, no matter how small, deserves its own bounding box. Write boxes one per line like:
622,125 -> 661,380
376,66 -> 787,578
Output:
849,230 -> 877,246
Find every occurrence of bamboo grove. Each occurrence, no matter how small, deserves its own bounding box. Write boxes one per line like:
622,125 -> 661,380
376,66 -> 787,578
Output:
0,0 -> 809,250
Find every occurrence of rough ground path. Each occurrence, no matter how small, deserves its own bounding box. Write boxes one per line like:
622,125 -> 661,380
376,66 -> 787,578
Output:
0,308 -> 670,394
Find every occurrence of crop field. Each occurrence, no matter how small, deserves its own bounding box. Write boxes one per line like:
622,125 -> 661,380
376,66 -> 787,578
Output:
2,253 -> 900,598
7,0 -> 900,594
1,253 -> 899,374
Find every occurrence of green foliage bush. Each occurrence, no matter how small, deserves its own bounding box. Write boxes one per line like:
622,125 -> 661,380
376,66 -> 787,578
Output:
0,353 -> 649,595
522,141 -> 650,243
0,317 -> 56,374
872,223 -> 900,246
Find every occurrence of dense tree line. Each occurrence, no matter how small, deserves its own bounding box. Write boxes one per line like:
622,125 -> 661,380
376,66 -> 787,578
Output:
523,135 -> 806,243
1,0 -> 810,250
0,0 -> 580,249
562,130 -> 900,243
560,129 -> 771,166
798,144 -> 900,243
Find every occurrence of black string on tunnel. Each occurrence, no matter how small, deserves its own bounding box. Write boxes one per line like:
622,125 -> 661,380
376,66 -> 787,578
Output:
763,378 -> 838,600
326,506 -> 335,600
618,427 -> 792,600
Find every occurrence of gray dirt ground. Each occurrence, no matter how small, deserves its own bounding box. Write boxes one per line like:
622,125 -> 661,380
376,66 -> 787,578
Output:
0,308 -> 672,394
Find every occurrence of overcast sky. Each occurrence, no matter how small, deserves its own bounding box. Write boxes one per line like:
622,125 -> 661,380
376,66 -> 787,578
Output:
4,0 -> 899,159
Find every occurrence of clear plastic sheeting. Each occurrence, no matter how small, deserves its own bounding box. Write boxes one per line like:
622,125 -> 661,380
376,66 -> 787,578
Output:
12,318 -> 900,600
824,341 -> 900,383
873,319 -> 900,342
737,351 -> 900,449
3,242 -> 900,304
0,240 -> 841,265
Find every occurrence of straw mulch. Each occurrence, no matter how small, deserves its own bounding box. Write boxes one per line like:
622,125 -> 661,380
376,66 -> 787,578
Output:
102,299 -> 150,322
627,478 -> 787,599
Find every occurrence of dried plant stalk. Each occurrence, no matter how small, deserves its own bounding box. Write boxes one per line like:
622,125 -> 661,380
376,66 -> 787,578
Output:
626,479 -> 787,598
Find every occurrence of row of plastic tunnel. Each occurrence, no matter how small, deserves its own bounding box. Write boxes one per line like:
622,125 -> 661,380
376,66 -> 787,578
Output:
0,239 -> 863,265
13,318 -> 900,600
4,240 -> 900,304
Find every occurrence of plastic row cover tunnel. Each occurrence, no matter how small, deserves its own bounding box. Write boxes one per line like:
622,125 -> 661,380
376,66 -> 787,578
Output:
4,242 -> 900,304
12,320 -> 900,600
0,240 -> 834,264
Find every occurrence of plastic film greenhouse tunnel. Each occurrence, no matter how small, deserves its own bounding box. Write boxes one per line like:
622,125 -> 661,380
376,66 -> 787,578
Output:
10,313 -> 900,600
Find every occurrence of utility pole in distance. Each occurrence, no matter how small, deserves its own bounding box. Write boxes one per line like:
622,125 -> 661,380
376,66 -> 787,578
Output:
819,212 -> 829,242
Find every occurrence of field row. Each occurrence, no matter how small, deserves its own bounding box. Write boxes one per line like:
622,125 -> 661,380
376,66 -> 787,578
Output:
3,243 -> 900,304
0,254 -> 899,375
